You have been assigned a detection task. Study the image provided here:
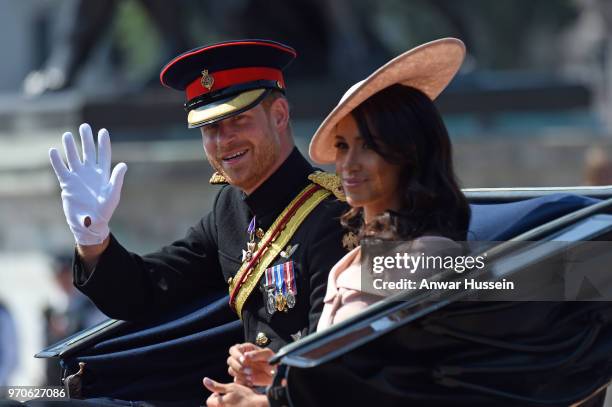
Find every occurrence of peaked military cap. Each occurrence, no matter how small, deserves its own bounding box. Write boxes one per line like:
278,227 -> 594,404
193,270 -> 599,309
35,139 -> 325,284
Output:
160,39 -> 297,128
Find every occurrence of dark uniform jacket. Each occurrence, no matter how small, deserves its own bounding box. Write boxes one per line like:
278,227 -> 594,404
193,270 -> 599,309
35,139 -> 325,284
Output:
73,148 -> 349,351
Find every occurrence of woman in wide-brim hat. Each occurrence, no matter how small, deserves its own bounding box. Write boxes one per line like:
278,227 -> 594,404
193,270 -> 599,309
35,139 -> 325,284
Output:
207,37 -> 471,406
309,37 -> 471,330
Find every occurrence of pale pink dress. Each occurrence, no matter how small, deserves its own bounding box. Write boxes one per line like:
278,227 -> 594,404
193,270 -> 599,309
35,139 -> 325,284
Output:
317,236 -> 462,331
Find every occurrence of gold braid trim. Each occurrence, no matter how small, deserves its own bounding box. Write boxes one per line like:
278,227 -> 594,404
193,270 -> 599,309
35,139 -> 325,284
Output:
230,185 -> 331,318
308,171 -> 346,201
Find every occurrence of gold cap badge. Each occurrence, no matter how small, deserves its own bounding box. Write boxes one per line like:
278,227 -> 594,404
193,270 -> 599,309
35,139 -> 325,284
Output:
201,69 -> 214,90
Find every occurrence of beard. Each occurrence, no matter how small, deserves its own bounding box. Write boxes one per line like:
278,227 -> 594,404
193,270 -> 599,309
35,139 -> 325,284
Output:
206,123 -> 281,193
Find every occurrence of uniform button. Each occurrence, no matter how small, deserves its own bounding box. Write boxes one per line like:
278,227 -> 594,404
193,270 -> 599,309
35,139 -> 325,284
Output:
256,228 -> 264,239
255,332 -> 269,346
227,276 -> 233,285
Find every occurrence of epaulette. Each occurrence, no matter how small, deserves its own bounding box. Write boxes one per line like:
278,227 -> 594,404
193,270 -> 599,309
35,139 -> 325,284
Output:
308,171 -> 346,201
209,171 -> 228,185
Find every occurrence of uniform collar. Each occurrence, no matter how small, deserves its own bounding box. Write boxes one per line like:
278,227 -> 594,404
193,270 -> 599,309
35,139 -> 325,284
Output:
243,147 -> 313,216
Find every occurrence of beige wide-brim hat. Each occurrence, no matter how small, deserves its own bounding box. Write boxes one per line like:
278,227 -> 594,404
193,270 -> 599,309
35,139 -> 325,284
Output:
309,37 -> 465,164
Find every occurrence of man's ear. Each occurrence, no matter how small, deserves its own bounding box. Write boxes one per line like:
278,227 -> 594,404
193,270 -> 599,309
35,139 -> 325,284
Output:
269,97 -> 290,134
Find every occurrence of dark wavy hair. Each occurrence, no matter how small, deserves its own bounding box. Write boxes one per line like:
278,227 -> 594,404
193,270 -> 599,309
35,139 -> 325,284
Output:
340,84 -> 470,241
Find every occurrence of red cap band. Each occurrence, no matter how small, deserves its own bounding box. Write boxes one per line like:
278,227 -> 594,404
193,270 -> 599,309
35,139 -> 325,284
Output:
186,67 -> 284,101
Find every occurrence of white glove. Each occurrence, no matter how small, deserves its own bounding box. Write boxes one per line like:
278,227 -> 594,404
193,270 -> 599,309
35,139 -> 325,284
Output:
49,123 -> 127,245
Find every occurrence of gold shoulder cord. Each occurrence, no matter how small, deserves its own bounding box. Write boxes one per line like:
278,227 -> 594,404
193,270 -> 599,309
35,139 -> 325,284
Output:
209,172 -> 228,184
230,184 -> 331,318
308,171 -> 346,201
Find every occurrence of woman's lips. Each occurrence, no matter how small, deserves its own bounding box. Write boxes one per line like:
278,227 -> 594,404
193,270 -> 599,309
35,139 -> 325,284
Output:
342,177 -> 366,189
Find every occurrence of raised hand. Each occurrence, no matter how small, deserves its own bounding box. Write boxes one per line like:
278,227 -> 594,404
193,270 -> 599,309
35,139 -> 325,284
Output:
49,123 -> 127,245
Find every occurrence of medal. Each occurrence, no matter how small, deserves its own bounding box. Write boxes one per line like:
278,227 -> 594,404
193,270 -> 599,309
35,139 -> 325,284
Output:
284,261 -> 297,309
275,293 -> 287,312
263,261 -> 296,314
286,291 -> 296,309
264,267 -> 276,315
242,217 -> 258,263
266,290 -> 277,314
274,263 -> 287,311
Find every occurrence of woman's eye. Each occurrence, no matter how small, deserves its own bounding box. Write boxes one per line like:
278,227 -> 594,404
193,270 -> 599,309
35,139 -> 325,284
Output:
362,142 -> 371,150
334,142 -> 348,150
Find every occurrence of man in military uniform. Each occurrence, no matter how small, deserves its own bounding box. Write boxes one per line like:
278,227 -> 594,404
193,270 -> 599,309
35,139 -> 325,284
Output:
48,40 -> 349,402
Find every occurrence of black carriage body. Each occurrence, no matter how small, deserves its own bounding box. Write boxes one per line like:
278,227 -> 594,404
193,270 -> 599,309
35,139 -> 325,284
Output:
38,187 -> 612,406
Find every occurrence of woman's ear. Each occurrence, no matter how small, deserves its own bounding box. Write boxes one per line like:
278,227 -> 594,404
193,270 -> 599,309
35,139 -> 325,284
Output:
269,97 -> 290,133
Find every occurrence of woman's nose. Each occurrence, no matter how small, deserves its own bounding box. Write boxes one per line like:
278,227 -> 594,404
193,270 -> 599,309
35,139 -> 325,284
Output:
342,147 -> 361,171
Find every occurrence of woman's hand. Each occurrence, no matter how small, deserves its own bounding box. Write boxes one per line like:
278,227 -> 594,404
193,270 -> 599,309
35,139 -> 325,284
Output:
226,343 -> 277,387
203,377 -> 269,407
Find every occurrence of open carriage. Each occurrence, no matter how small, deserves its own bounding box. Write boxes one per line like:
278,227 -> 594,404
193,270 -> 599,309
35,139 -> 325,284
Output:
37,186 -> 612,406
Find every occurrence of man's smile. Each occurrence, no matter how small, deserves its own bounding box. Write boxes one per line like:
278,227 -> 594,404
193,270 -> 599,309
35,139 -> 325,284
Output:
222,149 -> 249,165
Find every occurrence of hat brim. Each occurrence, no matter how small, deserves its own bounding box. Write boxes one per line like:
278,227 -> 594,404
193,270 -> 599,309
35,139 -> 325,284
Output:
309,38 -> 465,164
187,88 -> 269,128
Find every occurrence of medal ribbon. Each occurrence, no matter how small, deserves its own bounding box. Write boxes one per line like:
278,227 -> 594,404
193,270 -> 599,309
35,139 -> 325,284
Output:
284,261 -> 296,294
247,216 -> 256,236
275,264 -> 285,296
264,266 -> 273,288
